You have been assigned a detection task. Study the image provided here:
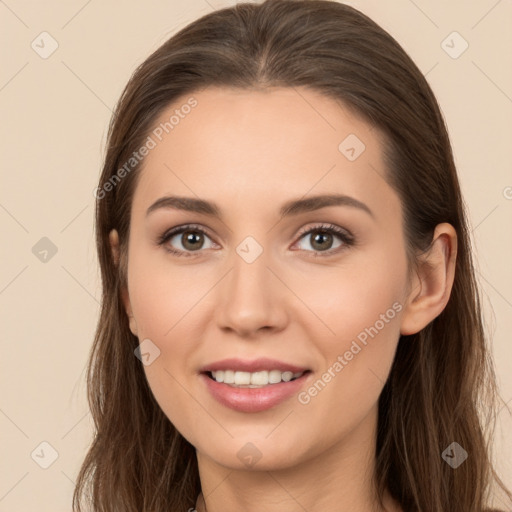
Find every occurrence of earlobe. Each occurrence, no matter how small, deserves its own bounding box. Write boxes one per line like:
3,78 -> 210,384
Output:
109,229 -> 138,337
109,229 -> 120,267
122,287 -> 139,337
400,223 -> 457,335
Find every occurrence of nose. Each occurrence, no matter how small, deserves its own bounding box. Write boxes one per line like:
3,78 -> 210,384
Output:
214,248 -> 289,338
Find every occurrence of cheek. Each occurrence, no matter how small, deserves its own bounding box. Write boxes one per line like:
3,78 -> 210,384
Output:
127,242 -> 208,339
128,266 -> 204,441
296,245 -> 406,346
129,274 -> 203,380
293,248 -> 405,412
126,248 -> 213,414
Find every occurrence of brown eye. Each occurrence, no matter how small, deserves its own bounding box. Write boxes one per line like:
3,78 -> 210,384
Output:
158,224 -> 216,257
293,224 -> 354,257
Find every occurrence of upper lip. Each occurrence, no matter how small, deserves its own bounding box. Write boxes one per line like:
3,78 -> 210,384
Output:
200,357 -> 310,374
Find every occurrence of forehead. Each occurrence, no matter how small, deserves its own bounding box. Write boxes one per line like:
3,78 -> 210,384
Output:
131,86 -> 396,222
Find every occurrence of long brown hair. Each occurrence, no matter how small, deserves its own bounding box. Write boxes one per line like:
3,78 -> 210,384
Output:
73,1 -> 512,510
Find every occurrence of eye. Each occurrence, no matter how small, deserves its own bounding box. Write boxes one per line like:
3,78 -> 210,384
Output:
292,223 -> 354,257
157,224 -> 216,257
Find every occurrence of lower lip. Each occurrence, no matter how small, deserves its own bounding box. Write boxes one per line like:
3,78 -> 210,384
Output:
200,372 -> 311,413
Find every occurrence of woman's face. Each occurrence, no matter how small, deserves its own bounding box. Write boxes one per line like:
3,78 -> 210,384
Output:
119,86 -> 412,471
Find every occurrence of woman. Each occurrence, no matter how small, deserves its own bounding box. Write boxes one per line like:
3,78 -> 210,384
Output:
73,1 -> 512,510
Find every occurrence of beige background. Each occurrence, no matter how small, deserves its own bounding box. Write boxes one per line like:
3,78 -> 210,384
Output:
1,0 -> 511,510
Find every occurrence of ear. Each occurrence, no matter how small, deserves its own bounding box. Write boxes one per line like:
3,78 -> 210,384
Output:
400,222 -> 457,335
109,229 -> 138,337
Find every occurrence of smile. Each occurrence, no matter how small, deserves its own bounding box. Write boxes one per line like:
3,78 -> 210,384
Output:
201,370 -> 312,413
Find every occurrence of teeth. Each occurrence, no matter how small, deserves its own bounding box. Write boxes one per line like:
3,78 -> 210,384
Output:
210,369 -> 304,387
235,371 -> 251,385
250,371 -> 268,385
269,370 -> 282,384
281,371 -> 293,382
223,370 -> 234,383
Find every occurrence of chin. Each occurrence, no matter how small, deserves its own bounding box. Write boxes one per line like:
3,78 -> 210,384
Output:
195,433 -> 315,473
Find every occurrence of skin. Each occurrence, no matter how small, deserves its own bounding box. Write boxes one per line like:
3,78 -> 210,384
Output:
109,87 -> 457,512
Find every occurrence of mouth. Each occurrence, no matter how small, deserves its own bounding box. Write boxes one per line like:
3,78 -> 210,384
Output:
199,365 -> 313,413
203,369 -> 311,388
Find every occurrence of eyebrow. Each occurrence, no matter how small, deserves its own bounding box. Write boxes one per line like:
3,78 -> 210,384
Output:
146,194 -> 374,219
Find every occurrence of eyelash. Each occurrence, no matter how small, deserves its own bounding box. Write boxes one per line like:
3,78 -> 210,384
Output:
157,223 -> 355,258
